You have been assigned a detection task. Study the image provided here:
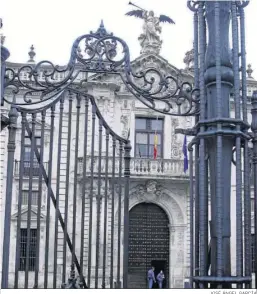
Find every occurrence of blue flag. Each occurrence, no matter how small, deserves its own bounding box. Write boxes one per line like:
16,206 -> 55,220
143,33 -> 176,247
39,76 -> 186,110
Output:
183,136 -> 188,173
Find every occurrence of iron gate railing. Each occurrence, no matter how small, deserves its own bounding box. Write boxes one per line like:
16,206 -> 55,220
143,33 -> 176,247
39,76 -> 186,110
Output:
1,21 -> 199,289
1,91 -> 131,288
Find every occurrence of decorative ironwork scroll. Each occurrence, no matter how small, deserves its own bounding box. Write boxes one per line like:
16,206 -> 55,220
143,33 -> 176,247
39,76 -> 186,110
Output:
2,21 -> 199,116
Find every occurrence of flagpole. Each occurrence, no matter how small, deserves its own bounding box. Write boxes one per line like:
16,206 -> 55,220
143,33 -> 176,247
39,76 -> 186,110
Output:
153,116 -> 159,160
183,135 -> 189,173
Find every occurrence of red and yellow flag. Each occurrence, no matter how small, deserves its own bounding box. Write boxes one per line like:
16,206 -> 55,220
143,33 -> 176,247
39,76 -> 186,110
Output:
153,132 -> 158,159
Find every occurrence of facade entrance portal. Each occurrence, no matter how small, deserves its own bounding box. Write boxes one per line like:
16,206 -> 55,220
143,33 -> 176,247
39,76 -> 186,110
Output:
128,203 -> 169,289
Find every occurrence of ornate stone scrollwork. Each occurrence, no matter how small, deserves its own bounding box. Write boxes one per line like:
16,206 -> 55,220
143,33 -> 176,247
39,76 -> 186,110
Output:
134,184 -> 145,202
134,180 -> 166,202
146,180 -> 157,193
120,115 -> 129,138
171,118 -> 181,159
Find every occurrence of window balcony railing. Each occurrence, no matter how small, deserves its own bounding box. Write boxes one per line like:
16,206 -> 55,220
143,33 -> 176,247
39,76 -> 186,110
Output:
14,160 -> 49,177
77,156 -> 188,178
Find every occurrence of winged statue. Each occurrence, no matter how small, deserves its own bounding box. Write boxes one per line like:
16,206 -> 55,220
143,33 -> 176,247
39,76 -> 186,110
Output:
125,9 -> 175,24
126,2 -> 175,54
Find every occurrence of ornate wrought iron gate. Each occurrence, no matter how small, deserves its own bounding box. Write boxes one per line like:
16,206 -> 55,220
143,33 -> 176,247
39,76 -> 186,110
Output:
128,203 -> 169,289
1,90 -> 131,289
1,21 -> 198,289
1,1 -> 256,289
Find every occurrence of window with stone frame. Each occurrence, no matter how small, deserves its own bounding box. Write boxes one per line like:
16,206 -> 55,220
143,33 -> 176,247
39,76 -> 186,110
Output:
135,117 -> 164,159
21,190 -> 39,206
19,228 -> 37,271
23,132 -> 41,177
252,234 -> 256,273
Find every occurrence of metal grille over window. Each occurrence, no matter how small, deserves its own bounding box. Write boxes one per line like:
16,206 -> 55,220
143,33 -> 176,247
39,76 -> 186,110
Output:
19,229 -> 37,271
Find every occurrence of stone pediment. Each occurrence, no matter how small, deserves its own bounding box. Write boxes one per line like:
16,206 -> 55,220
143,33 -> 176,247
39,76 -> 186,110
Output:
129,54 -> 181,78
11,207 -> 46,221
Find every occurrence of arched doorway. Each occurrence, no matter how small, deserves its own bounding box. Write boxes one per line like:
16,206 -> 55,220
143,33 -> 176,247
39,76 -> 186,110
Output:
128,203 -> 170,288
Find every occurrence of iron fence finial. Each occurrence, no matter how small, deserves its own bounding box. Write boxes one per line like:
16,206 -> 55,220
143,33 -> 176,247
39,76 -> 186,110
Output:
96,20 -> 108,37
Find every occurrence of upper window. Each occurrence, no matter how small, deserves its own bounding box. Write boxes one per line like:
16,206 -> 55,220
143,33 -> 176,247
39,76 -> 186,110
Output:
135,117 -> 163,159
24,135 -> 41,162
23,134 -> 41,177
21,190 -> 39,206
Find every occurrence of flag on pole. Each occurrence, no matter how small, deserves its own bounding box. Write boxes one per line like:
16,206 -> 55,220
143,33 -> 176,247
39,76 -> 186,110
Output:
153,132 -> 158,159
183,135 -> 188,173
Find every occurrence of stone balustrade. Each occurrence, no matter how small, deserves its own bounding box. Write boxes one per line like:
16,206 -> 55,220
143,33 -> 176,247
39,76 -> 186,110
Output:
77,156 -> 189,178
14,160 -> 49,177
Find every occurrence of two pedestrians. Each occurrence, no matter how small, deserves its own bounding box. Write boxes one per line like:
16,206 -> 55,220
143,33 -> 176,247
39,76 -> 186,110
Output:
147,267 -> 165,289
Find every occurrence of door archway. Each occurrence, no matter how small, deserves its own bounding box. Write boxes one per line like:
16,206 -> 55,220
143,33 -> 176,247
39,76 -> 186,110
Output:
128,202 -> 170,289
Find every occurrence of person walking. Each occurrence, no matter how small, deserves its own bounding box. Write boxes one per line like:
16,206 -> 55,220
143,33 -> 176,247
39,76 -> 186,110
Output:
147,266 -> 156,289
157,270 -> 165,289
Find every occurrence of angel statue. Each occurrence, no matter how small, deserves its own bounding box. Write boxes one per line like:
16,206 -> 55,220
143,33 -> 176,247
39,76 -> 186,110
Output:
126,2 -> 175,54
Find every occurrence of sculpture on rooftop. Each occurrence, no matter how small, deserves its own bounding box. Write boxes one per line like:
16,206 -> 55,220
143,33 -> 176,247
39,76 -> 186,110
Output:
126,2 -> 175,54
0,18 -> 5,46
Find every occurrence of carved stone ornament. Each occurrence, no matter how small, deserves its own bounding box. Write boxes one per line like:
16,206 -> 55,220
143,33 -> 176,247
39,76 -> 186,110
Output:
146,180 -> 157,193
171,118 -> 181,159
1,35 -> 6,46
120,115 -> 129,138
135,184 -> 145,201
155,186 -> 164,198
97,95 -> 111,115
120,114 -> 128,125
134,181 -> 166,202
